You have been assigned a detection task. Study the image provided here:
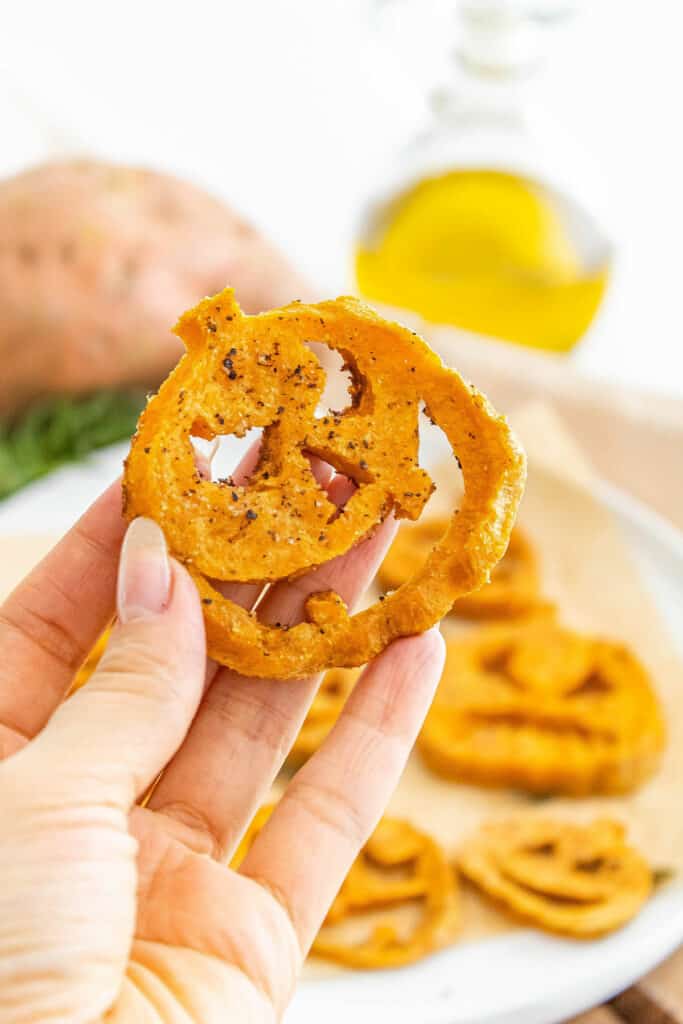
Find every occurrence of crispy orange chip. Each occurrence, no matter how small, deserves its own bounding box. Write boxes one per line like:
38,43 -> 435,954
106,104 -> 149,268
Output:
290,668 -> 358,763
123,290 -> 525,679
233,809 -> 458,968
315,817 -> 459,968
459,817 -> 652,937
418,621 -> 665,795
381,522 -> 543,619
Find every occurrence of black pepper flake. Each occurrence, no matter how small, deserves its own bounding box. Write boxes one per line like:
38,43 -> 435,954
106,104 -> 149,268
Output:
231,491 -> 239,501
225,315 -> 233,321
202,598 -> 213,605
215,413 -> 225,425
223,357 -> 233,370
293,365 -> 302,376
246,509 -> 258,521
228,370 -> 237,380
359,459 -> 368,470
455,454 -> 462,470
379,594 -> 386,601
276,405 -> 285,414
144,446 -> 150,454
263,471 -> 270,479
206,318 -> 217,333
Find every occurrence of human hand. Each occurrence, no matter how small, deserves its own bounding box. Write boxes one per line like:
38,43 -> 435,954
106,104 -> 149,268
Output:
0,453 -> 444,1023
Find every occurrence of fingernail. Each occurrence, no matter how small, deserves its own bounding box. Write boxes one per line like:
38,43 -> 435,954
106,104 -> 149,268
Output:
117,517 -> 171,623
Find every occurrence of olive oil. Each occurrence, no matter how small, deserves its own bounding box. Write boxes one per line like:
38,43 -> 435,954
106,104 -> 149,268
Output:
356,169 -> 610,353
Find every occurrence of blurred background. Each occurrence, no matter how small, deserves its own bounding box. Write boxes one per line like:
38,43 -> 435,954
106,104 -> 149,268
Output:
1,0 -> 681,527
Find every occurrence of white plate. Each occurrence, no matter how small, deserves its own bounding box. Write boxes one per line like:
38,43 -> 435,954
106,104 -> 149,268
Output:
2,453 -> 682,1024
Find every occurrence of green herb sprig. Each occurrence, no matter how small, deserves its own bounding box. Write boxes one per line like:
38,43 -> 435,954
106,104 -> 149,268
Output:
0,390 -> 146,501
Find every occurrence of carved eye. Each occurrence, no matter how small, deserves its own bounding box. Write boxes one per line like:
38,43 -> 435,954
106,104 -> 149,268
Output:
575,857 -> 606,873
567,672 -> 613,698
525,842 -> 556,857
482,646 -> 514,675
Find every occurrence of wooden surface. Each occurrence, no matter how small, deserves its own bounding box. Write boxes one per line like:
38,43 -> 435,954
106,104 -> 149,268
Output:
569,945 -> 683,1022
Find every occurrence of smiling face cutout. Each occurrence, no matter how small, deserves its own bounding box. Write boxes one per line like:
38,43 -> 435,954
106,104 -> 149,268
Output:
124,289 -> 525,679
418,621 -> 665,795
459,817 -> 652,937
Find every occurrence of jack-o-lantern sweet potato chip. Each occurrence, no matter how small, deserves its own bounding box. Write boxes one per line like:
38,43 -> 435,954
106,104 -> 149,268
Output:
459,817 -> 652,937
418,621 -> 665,795
123,290 -> 525,679
233,809 -> 459,968
380,522 -> 543,620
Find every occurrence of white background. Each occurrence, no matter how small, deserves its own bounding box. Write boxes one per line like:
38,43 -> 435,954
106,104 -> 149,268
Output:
1,0 -> 682,397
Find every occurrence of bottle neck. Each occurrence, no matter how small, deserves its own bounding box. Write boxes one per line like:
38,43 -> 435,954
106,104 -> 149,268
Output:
427,1 -> 567,127
457,0 -> 545,79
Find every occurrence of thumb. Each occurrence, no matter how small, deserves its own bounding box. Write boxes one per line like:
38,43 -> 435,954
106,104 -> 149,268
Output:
22,517 -> 207,809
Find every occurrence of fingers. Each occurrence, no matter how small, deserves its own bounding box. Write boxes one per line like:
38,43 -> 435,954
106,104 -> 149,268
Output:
239,628 -> 445,957
148,499 -> 398,860
0,480 -> 125,760
14,518 -> 206,809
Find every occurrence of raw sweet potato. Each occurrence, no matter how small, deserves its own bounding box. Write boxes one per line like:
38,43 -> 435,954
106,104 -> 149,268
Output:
0,159 -> 311,416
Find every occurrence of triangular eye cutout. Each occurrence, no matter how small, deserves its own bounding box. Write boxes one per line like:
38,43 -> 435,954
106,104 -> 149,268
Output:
174,288 -> 243,352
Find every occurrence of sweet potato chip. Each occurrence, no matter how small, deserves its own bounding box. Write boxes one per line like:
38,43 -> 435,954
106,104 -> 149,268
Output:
123,290 -> 525,679
233,808 -> 459,968
380,522 -> 543,619
418,621 -> 665,794
459,817 -> 652,937
314,816 -> 459,968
